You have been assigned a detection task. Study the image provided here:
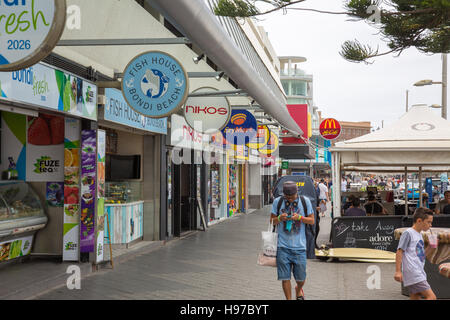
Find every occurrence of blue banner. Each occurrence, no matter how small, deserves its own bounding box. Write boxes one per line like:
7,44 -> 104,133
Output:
104,88 -> 167,135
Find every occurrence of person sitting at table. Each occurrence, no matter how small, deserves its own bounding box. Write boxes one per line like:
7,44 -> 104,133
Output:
364,192 -> 387,216
344,196 -> 366,216
435,190 -> 450,214
342,195 -> 354,214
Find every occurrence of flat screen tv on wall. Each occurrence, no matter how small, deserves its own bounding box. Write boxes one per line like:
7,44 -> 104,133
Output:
106,155 -> 141,180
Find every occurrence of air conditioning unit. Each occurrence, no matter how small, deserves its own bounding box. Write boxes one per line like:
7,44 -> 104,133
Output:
98,94 -> 106,106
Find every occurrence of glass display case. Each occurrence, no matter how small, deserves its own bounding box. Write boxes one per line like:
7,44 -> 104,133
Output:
0,181 -> 45,224
0,181 -> 47,261
105,181 -> 142,204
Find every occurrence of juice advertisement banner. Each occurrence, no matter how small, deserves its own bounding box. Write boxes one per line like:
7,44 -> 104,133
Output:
26,113 -> 65,182
80,130 -> 97,253
0,63 -> 97,120
96,130 -> 106,264
63,118 -> 81,261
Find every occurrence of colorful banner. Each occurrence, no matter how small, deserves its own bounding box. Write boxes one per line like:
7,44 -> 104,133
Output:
46,182 -> 64,207
26,113 -> 64,182
258,132 -> 279,155
221,110 -> 257,146
247,125 -> 271,150
0,112 -> 26,180
80,130 -> 97,253
104,88 -> 167,134
95,130 -> 106,264
63,118 -> 81,261
0,63 -> 97,120
0,236 -> 33,262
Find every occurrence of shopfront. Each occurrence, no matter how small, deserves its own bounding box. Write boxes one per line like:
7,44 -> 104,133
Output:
99,88 -> 166,246
166,114 -> 223,237
0,62 -> 98,263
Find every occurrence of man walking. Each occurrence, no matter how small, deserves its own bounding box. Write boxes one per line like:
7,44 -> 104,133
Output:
318,179 -> 329,217
271,181 -> 315,300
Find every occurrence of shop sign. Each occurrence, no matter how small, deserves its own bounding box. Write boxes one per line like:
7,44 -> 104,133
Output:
0,236 -> 33,262
258,132 -> 279,155
0,62 -> 98,120
221,109 -> 257,146
0,0 -> 66,72
80,130 -> 97,253
63,118 -> 80,261
319,118 -> 341,140
122,51 -> 189,118
247,125 -> 270,150
281,161 -> 289,170
183,87 -> 231,134
95,130 -> 106,264
170,114 -> 209,151
26,113 -> 64,182
104,88 -> 167,135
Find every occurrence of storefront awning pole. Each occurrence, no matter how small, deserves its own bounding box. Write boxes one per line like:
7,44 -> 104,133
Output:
419,166 -> 423,208
405,167 -> 408,216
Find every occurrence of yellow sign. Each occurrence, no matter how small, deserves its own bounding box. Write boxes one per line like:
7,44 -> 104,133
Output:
258,132 -> 279,155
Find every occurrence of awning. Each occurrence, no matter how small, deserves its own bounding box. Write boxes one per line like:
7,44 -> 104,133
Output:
147,0 -> 303,137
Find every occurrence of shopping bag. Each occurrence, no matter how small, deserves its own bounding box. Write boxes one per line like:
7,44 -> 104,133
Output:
257,252 -> 277,267
257,219 -> 277,267
261,219 -> 277,257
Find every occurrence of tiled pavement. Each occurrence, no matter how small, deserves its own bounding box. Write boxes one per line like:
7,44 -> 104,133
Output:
25,205 -> 407,300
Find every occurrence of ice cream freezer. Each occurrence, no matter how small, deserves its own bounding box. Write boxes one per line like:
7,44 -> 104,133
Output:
0,181 -> 48,262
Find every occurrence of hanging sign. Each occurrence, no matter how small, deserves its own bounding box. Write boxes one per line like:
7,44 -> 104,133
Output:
221,109 -> 257,146
0,0 -> 67,72
183,87 -> 231,134
247,125 -> 271,149
122,51 -> 189,118
319,118 -> 341,140
258,132 -> 279,155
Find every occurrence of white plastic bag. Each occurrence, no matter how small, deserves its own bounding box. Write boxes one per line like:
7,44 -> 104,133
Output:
261,219 -> 277,257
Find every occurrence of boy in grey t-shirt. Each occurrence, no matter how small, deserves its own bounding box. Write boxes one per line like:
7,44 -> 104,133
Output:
394,208 -> 436,300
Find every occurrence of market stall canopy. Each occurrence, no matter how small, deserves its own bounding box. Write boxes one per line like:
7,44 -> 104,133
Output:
330,105 -> 450,172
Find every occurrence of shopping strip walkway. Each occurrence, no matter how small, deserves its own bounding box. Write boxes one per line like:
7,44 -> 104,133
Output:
4,206 -> 406,300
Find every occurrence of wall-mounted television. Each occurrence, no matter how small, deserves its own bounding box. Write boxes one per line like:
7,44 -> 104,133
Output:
106,155 -> 141,180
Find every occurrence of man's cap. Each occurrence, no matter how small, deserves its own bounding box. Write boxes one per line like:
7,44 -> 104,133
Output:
283,181 -> 298,196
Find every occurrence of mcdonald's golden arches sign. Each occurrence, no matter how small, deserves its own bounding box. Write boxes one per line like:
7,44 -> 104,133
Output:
319,118 -> 341,140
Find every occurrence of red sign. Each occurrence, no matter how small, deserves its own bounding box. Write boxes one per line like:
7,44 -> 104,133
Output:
319,118 -> 341,140
282,104 -> 308,144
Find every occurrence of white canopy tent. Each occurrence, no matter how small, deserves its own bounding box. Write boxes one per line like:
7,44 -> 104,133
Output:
330,105 -> 450,217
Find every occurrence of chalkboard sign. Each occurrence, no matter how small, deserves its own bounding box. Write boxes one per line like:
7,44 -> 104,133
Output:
332,216 -> 405,252
332,215 -> 450,252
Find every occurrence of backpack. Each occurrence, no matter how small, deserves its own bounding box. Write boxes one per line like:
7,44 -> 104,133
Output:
274,196 -> 317,259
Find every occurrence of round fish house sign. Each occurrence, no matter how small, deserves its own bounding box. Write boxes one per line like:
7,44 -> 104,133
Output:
122,51 -> 189,118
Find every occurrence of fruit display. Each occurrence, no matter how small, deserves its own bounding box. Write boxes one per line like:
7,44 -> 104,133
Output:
64,186 -> 80,205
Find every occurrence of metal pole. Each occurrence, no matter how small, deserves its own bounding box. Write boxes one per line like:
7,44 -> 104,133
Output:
419,167 -> 422,208
405,167 -> 408,216
442,53 -> 447,119
406,90 -> 409,112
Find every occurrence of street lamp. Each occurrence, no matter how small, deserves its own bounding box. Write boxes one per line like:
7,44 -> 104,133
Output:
413,53 -> 448,119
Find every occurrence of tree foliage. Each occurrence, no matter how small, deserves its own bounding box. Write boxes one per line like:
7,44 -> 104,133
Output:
213,0 -> 450,63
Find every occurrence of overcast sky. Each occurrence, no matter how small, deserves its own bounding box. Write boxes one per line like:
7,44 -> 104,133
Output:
256,0 -> 447,130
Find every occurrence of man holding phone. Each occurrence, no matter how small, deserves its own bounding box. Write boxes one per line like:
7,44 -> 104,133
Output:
271,181 -> 315,300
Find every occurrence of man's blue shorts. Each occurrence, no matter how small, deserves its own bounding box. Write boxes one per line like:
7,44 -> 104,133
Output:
276,247 -> 307,281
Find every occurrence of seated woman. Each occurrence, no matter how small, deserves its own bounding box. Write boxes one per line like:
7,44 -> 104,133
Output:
364,192 -> 387,216
344,197 -> 366,216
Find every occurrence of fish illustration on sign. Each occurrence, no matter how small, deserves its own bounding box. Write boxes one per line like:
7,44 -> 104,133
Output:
141,69 -> 170,99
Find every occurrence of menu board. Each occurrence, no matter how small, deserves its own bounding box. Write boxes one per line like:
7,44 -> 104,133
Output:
80,130 -> 97,253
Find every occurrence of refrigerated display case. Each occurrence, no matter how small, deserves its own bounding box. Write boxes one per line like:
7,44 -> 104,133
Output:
0,181 -> 47,262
